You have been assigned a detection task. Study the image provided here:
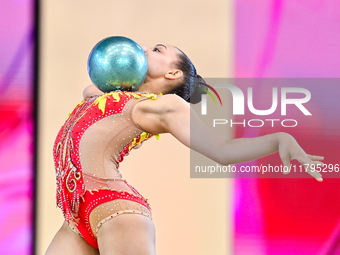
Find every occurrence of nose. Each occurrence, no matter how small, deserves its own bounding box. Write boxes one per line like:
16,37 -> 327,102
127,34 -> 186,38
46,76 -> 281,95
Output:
140,45 -> 148,53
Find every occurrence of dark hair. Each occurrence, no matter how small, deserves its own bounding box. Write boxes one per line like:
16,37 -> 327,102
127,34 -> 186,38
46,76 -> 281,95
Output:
166,47 -> 207,104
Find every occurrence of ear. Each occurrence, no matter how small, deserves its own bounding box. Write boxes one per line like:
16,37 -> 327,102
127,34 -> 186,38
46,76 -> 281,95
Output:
164,70 -> 183,80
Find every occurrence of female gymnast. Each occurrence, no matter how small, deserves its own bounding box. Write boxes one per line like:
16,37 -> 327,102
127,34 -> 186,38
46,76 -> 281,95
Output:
46,43 -> 324,255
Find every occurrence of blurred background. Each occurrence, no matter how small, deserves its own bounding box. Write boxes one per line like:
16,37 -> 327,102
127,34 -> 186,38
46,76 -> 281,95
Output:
0,0 -> 339,254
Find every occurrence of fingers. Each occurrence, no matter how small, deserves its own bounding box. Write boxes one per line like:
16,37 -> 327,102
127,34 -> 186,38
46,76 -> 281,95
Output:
303,161 -> 324,182
280,150 -> 325,181
280,154 -> 291,175
306,154 -> 325,161
296,154 -> 325,182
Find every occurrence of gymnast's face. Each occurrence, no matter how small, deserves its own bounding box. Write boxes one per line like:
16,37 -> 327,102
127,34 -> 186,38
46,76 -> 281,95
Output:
142,44 -> 182,83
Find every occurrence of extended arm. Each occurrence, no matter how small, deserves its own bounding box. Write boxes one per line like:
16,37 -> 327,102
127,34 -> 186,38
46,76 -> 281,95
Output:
133,94 -> 324,181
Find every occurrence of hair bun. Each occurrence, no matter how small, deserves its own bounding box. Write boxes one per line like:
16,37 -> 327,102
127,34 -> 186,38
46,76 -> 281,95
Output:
187,75 -> 208,104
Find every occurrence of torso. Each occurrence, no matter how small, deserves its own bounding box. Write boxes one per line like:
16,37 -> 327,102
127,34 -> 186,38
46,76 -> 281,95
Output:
53,91 -> 160,220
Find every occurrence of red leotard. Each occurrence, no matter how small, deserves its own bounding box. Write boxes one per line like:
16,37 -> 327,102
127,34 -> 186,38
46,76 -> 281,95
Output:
53,91 -> 160,248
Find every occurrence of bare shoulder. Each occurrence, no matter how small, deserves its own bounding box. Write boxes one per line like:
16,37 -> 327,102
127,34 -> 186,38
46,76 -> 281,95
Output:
132,94 -> 190,134
136,93 -> 188,114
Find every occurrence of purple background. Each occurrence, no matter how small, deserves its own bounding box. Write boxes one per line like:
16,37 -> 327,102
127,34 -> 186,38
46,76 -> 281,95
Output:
235,1 -> 340,254
0,0 -> 35,254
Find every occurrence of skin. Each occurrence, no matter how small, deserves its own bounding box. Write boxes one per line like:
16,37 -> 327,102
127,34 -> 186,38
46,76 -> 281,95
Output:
48,43 -> 325,255
45,222 -> 99,255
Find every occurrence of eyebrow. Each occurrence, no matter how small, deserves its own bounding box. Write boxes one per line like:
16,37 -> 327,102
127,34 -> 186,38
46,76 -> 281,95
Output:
156,44 -> 167,50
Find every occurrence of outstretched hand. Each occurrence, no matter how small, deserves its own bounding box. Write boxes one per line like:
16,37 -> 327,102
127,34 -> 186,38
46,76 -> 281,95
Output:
278,133 -> 324,182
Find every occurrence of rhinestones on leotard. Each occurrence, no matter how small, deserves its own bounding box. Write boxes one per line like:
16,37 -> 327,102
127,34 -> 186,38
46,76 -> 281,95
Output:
54,91 -> 160,248
86,190 -> 152,238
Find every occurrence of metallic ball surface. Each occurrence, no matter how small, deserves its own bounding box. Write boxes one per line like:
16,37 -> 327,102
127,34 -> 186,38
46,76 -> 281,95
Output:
88,36 -> 147,92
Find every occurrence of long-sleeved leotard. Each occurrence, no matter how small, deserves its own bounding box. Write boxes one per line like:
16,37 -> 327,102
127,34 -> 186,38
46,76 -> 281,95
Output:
53,90 -> 160,248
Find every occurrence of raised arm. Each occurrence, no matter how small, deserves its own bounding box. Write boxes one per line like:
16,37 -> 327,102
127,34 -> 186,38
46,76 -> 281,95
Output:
133,94 -> 324,181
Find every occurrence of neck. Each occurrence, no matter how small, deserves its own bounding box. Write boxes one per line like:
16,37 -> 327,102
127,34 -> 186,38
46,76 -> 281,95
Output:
137,80 -> 165,94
